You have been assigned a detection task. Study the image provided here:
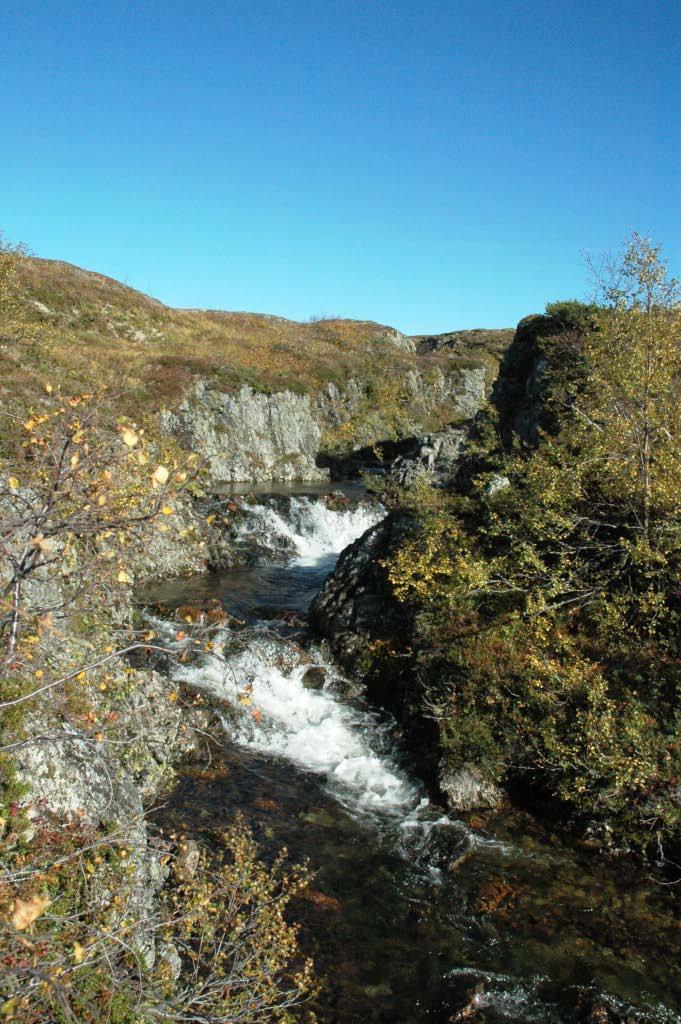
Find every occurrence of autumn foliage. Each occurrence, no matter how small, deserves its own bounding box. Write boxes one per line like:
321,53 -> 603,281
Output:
0,238 -> 317,1022
384,236 -> 681,858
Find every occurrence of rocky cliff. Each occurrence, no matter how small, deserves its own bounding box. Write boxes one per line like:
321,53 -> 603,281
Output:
158,354 -> 508,486
159,382 -> 329,483
9,256 -> 517,487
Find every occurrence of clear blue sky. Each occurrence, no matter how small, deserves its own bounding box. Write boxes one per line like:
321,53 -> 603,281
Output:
1,1 -> 678,334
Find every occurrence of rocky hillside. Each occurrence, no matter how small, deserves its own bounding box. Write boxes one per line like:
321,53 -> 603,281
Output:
6,256 -> 513,482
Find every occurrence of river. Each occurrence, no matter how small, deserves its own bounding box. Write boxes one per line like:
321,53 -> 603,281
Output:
145,487 -> 681,1024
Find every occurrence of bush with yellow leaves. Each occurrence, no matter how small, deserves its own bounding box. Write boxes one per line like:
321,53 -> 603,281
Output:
0,815 -> 316,1023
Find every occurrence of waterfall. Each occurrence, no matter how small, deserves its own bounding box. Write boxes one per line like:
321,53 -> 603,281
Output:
174,632 -> 425,820
233,494 -> 383,567
163,494 -> 432,823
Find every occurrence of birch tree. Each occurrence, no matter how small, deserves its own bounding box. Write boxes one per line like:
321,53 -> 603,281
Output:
583,234 -> 681,545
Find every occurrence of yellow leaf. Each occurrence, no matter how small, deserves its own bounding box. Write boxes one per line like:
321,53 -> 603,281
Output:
11,895 -> 51,930
153,465 -> 169,486
7,476 -> 18,490
122,429 -> 139,447
70,453 -> 79,469
72,941 -> 85,963
117,570 -> 132,584
161,505 -> 173,516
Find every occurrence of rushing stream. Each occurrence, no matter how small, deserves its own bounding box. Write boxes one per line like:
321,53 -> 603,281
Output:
147,488 -> 681,1024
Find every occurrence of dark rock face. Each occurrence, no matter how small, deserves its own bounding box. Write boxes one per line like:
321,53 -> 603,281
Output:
310,512 -> 442,781
490,314 -> 551,446
310,513 -> 412,679
491,313 -> 582,447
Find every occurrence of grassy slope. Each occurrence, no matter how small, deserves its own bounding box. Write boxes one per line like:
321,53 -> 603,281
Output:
4,257 -> 512,426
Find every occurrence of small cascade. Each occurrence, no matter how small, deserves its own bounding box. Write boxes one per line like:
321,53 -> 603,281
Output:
155,492 -> 469,862
173,632 -> 426,822
232,494 -> 383,568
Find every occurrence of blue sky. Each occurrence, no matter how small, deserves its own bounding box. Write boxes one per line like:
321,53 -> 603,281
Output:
1,1 -> 678,333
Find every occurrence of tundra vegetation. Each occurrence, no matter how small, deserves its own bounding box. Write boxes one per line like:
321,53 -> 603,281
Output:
4,249 -> 498,457
383,235 -> 681,860
0,237 -> 317,1022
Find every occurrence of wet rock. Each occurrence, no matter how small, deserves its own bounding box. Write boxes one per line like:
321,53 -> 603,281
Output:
310,513 -> 411,675
412,820 -> 471,871
439,762 -> 504,812
449,981 -> 485,1021
302,666 -> 327,689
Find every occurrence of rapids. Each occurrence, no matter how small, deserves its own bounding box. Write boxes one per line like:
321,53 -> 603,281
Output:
148,489 -> 681,1024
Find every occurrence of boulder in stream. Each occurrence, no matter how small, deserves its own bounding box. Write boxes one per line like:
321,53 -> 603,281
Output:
439,761 -> 504,812
302,666 -> 327,689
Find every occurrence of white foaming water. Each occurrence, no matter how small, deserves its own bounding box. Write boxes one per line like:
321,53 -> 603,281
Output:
234,495 -> 383,567
156,495 -> 432,822
174,632 -> 424,819
150,495 -> 511,867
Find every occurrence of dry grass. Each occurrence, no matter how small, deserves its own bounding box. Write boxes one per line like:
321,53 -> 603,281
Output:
3,256 -> 510,432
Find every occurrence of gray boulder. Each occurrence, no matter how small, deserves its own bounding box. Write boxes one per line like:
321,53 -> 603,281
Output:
439,761 -> 504,812
391,426 -> 468,488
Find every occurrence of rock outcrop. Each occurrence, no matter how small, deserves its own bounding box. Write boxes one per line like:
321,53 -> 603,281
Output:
439,761 -> 504,812
309,513 -> 411,676
158,335 -> 510,487
310,513 -> 506,805
14,661 -> 211,969
390,426 -> 468,488
491,312 -> 583,446
160,382 -> 328,483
